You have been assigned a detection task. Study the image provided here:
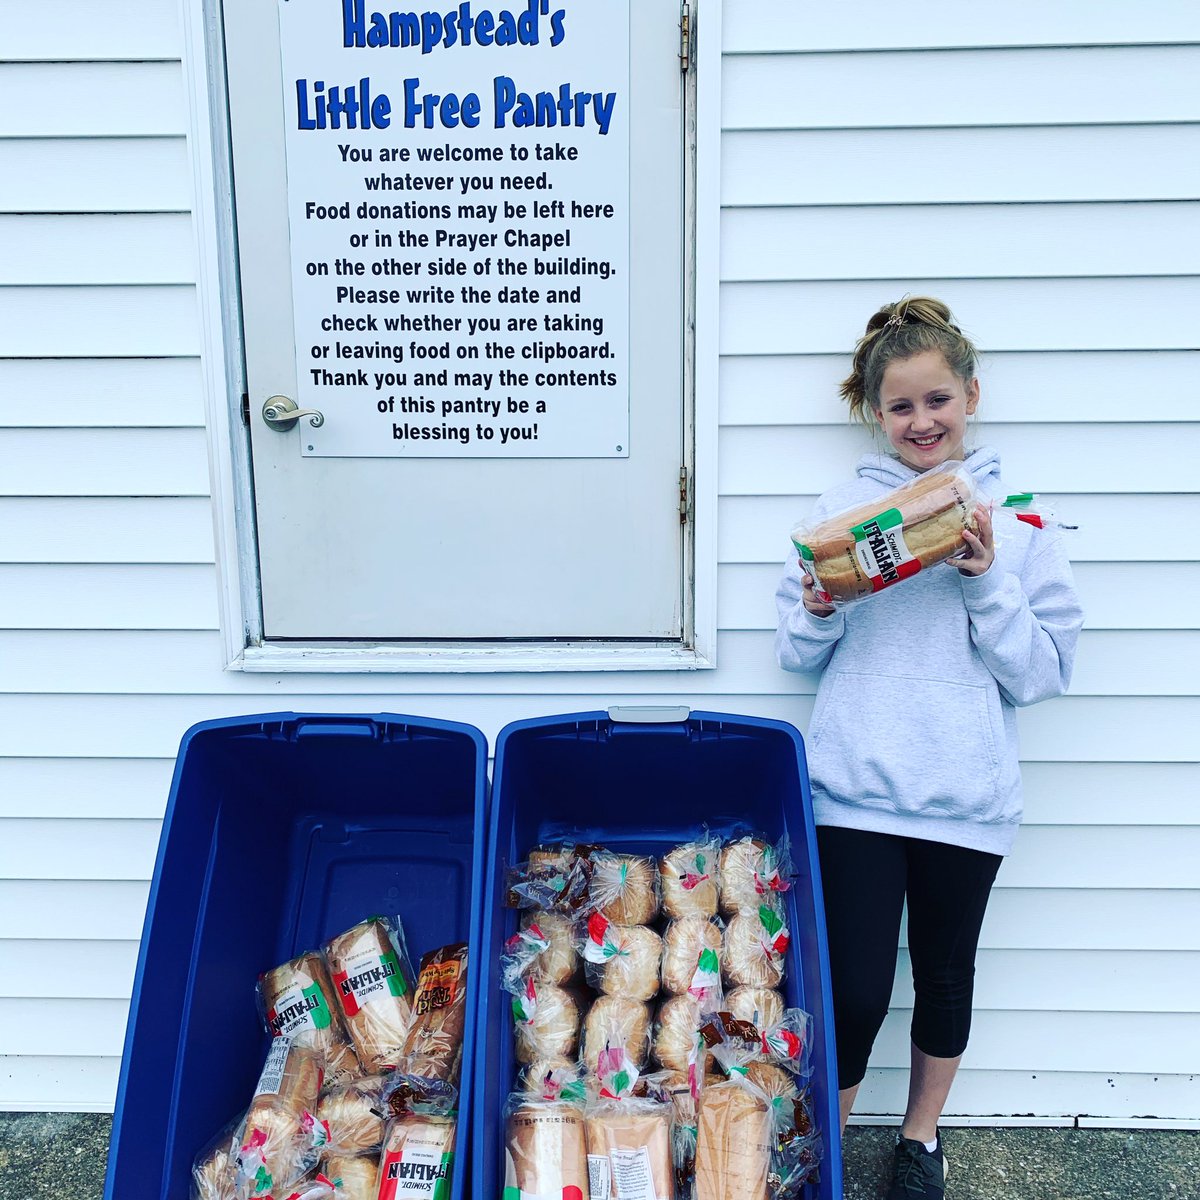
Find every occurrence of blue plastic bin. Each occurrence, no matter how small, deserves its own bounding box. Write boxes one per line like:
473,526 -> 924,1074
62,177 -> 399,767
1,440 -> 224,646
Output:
104,712 -> 488,1200
473,708 -> 843,1200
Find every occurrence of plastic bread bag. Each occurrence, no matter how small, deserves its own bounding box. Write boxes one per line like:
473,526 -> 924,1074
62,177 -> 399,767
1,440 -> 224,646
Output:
652,995 -> 714,1079
229,1036 -> 331,1199
702,1008 -> 814,1081
660,915 -> 724,1006
659,836 -> 722,920
503,918 -> 583,1063
699,1015 -> 822,1199
527,843 -> 590,872
192,1115 -> 240,1200
232,1106 -> 326,1198
273,1175 -> 339,1200
999,491 -> 1078,533
717,837 -> 792,917
724,987 -> 784,1035
323,916 -> 417,1073
640,1069 -> 702,1200
503,1085 -> 589,1200
501,920 -> 554,994
693,1070 -> 773,1200
585,1037 -> 675,1200
397,942 -> 469,1093
505,841 -> 598,914
589,1009 -> 644,1101
694,1059 -> 820,1200
375,1101 -> 457,1200
519,1056 -> 588,1104
770,1087 -> 823,1200
522,910 -> 580,985
721,904 -> 790,990
586,1101 -> 676,1200
513,981 -> 583,1065
738,1065 -> 821,1200
320,1156 -> 378,1200
582,994 -> 654,1075
790,460 -> 982,606
314,1075 -> 387,1159
699,1006 -> 816,1092
581,912 -> 663,1001
258,952 -> 361,1089
756,1010 -> 814,1082
380,1068 -> 457,1120
587,851 -> 662,925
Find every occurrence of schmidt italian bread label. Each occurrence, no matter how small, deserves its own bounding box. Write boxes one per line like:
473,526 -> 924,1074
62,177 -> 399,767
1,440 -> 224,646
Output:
379,1115 -> 456,1200
267,978 -> 333,1036
378,1142 -> 453,1200
850,508 -> 919,592
333,944 -> 407,1016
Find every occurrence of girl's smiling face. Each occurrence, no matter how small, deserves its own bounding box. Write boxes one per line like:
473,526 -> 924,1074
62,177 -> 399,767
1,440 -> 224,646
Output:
875,349 -> 979,471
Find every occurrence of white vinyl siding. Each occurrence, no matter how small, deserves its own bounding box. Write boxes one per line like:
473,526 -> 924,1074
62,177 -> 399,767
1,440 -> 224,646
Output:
0,631 -> 1196,698
0,2 -> 200,1110
721,46 -> 1200,128
0,214 -> 196,285
5,2 -> 180,61
721,1 -> 1200,52
0,359 -> 205,426
716,0 -> 1200,1120
0,138 -> 192,211
722,127 -> 1200,205
0,0 -> 1196,1121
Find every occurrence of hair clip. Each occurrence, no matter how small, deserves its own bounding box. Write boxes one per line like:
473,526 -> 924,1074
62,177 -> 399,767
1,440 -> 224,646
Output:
883,312 -> 905,330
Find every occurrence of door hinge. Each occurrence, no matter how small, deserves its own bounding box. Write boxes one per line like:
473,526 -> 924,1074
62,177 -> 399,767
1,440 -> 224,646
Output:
679,466 -> 691,525
679,2 -> 692,73
240,392 -> 251,426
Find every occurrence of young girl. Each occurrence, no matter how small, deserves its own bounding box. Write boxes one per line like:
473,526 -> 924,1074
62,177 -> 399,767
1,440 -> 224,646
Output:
775,297 -> 1083,1199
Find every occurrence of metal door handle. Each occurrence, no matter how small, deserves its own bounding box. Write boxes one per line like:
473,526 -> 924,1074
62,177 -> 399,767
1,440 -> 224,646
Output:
262,395 -> 324,430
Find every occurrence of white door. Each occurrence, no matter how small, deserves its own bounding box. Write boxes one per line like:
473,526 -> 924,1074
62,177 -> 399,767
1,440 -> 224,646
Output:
224,0 -> 688,641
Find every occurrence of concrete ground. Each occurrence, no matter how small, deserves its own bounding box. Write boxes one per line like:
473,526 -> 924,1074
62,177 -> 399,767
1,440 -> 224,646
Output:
0,1112 -> 1196,1198
841,1125 -> 1199,1199
0,1112 -> 113,1198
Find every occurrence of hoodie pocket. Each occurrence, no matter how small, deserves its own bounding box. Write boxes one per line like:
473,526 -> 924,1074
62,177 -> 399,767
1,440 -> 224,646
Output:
810,670 -> 1003,822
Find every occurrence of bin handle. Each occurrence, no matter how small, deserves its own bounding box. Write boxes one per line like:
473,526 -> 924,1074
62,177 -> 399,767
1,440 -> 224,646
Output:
606,705 -> 692,724
290,718 -> 381,739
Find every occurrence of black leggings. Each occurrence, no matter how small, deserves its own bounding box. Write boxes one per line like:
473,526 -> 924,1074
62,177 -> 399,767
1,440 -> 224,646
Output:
816,825 -> 1002,1090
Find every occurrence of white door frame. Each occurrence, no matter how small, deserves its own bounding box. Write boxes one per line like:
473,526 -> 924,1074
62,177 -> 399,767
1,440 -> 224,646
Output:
180,0 -> 721,673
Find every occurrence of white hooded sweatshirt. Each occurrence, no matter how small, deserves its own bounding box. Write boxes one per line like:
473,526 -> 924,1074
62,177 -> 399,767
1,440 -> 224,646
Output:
775,447 -> 1084,856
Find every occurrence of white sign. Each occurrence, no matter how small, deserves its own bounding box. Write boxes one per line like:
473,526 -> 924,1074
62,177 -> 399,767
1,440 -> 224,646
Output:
277,0 -> 631,457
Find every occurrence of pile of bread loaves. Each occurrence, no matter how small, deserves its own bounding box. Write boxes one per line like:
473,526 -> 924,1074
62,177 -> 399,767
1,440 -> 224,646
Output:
502,836 -> 822,1200
191,917 -> 466,1200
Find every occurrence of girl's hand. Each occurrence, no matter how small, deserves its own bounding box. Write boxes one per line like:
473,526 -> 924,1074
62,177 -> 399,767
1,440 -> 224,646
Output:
801,573 -> 837,617
952,505 -> 995,576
